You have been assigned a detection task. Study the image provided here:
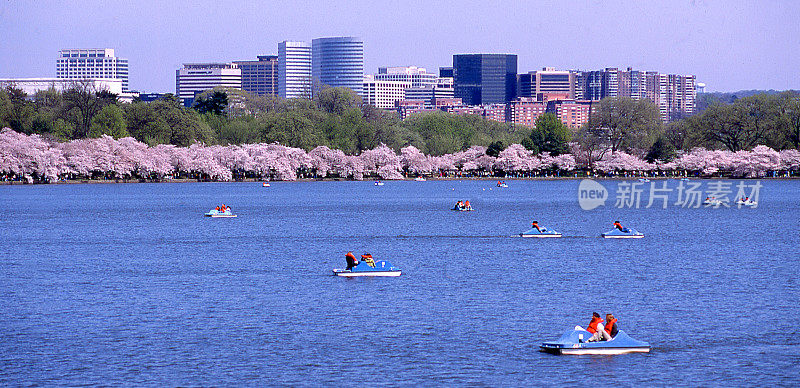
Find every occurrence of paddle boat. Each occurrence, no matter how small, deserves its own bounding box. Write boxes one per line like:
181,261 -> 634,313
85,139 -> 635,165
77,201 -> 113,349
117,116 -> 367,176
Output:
638,178 -> 651,183
374,180 -> 384,186
452,202 -> 473,211
539,326 -> 651,355
602,227 -> 643,238
703,197 -> 723,207
333,260 -> 401,277
204,208 -> 237,218
262,182 -> 270,187
496,181 -> 509,188
414,177 -> 426,181
520,223 -> 562,238
736,197 -> 757,207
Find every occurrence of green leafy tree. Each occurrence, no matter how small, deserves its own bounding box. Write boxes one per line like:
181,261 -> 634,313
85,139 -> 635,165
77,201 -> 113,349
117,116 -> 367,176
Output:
688,94 -> 780,152
778,92 -> 800,149
586,97 -> 662,153
193,90 -> 229,115
0,86 -> 34,133
89,104 -> 129,138
63,80 -> 118,138
645,136 -> 677,163
486,141 -> 505,157
315,87 -> 361,115
123,102 -> 169,144
523,113 -> 571,155
574,123 -> 609,169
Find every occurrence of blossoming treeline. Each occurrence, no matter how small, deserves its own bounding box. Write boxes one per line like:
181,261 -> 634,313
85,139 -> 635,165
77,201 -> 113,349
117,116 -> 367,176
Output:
1,128 -> 799,183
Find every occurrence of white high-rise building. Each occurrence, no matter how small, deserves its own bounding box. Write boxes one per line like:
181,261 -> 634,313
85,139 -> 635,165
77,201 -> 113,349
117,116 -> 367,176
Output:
375,66 -> 437,88
56,48 -> 129,92
278,41 -> 312,99
362,75 -> 411,109
175,63 -> 241,105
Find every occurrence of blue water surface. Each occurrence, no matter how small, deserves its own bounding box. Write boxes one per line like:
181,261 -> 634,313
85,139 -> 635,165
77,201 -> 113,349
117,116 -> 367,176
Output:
1,179 -> 799,386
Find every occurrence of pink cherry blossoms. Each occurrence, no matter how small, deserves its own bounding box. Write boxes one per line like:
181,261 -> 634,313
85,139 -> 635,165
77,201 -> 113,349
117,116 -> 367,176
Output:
1,128 -> 799,183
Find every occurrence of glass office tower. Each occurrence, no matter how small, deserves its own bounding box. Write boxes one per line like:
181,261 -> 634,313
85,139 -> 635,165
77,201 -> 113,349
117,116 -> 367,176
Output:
453,54 -> 517,105
312,37 -> 364,96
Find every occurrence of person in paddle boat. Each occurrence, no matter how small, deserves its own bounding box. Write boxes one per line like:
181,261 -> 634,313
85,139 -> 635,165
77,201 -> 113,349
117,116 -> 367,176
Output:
585,312 -> 612,342
604,313 -> 619,338
361,253 -> 376,268
454,200 -> 464,210
613,220 -> 625,232
531,221 -> 542,232
345,251 -> 358,270
464,200 -> 471,210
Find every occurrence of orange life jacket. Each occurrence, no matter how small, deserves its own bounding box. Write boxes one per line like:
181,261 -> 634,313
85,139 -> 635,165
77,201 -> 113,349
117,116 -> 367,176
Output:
587,316 -> 603,333
604,318 -> 618,334
345,252 -> 356,260
465,201 -> 470,206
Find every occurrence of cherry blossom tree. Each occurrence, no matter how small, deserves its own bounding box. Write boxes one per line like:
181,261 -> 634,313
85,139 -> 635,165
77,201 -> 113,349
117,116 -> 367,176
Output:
400,145 -> 434,175
779,149 -> 800,172
551,154 -> 577,171
0,128 -> 66,182
595,151 -> 653,173
731,145 -> 780,178
494,144 -> 540,172
359,144 -> 402,179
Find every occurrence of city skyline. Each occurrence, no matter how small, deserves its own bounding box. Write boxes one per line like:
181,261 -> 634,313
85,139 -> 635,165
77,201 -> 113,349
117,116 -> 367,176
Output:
1,1 -> 798,93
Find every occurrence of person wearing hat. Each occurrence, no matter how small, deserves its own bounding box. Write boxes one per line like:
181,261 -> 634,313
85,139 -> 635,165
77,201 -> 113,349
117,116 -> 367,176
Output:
361,253 -> 376,268
531,221 -> 541,233
585,312 -> 612,342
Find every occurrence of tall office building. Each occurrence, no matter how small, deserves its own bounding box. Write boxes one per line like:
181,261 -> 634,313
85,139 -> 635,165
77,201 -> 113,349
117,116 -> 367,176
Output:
453,54 -> 517,105
362,75 -> 411,109
278,41 -> 312,99
375,66 -> 437,88
234,55 -> 278,96
56,48 -> 129,92
312,36 -> 364,96
175,63 -> 241,106
439,67 -> 454,78
518,67 -> 577,99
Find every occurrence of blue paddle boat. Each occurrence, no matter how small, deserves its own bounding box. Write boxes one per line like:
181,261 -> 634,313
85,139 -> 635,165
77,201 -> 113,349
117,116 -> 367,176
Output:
205,209 -> 237,218
452,201 -> 473,211
333,261 -> 401,277
602,227 -> 643,239
540,326 -> 651,355
520,226 -> 562,238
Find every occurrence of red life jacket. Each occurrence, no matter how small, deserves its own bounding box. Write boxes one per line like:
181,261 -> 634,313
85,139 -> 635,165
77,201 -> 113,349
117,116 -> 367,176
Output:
604,318 -> 618,334
587,316 -> 603,333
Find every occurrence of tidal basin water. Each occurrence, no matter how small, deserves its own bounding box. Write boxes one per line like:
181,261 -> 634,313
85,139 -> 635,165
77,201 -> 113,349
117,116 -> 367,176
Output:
1,180 -> 799,385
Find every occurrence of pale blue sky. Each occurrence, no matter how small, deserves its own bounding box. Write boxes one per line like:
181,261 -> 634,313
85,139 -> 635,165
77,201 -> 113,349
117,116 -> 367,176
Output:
1,0 -> 798,92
